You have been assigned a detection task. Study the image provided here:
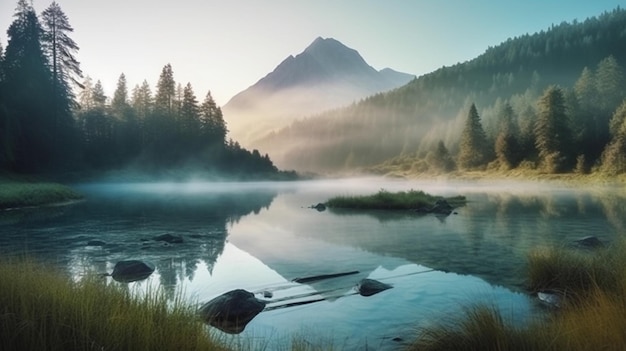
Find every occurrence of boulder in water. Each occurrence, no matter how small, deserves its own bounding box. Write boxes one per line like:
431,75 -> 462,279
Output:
111,260 -> 155,282
198,289 -> 267,334
154,233 -> 184,244
356,278 -> 393,297
574,235 -> 603,249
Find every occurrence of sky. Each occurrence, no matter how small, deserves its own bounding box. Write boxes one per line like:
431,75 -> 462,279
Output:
0,0 -> 624,106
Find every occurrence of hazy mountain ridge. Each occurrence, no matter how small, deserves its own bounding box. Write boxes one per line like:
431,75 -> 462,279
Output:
254,8 -> 626,172
223,37 -> 415,143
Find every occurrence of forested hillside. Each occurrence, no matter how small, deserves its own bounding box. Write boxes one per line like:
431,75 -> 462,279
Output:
254,7 -> 626,174
0,1 -> 289,179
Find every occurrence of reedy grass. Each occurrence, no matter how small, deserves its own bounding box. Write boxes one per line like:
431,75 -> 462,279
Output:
0,259 -> 228,351
410,239 -> 626,351
326,189 -> 465,210
0,179 -> 82,209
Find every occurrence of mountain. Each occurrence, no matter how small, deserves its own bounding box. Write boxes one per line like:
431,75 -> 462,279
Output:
223,37 -> 414,144
253,8 -> 626,173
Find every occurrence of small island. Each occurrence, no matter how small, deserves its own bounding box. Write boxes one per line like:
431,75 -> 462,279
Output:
325,189 -> 466,213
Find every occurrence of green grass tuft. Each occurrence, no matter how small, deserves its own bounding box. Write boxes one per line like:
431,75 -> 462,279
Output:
0,179 -> 82,209
410,239 -> 626,351
0,259 -> 228,351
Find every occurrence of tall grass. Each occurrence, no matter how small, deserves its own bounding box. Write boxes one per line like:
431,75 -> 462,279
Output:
0,180 -> 82,209
410,239 -> 626,351
0,259 -> 228,351
326,189 -> 465,210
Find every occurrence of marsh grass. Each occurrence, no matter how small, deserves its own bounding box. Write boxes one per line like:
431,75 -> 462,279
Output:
0,259 -> 228,351
410,239 -> 626,351
0,179 -> 82,209
326,189 -> 465,210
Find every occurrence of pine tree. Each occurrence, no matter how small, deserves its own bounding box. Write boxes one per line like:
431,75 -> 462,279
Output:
111,73 -> 140,161
131,80 -> 153,120
426,140 -> 455,172
154,63 -> 176,115
494,102 -> 520,169
458,103 -> 490,169
180,82 -> 200,139
3,0 -> 55,172
601,113 -> 626,175
200,91 -> 227,145
535,86 -> 572,173
111,73 -> 129,115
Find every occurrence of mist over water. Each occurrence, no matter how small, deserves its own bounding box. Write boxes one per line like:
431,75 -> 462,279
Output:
1,178 -> 624,349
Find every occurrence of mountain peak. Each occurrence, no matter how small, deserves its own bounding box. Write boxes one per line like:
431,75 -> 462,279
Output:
304,37 -> 344,52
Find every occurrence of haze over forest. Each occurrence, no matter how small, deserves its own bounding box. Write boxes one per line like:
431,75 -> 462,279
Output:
2,1 -> 626,179
249,7 -> 626,176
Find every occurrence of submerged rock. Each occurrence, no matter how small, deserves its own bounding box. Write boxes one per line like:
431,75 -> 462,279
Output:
198,289 -> 266,334
111,260 -> 155,282
537,290 -> 562,308
416,199 -> 453,215
356,278 -> 393,297
311,203 -> 327,211
86,239 -> 106,247
574,235 -> 604,249
153,233 -> 183,244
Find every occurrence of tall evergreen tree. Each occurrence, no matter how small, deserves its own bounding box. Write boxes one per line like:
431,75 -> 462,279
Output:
40,1 -> 82,168
3,0 -> 55,172
111,73 -> 129,115
535,86 -> 572,173
180,82 -> 200,139
494,102 -> 520,169
131,80 -> 153,120
458,103 -> 490,169
111,73 -> 140,161
200,91 -> 227,145
154,63 -> 176,115
601,108 -> 626,175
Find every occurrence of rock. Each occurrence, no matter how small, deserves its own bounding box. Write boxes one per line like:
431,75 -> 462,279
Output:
430,199 -> 453,215
86,239 -> 106,247
574,235 -> 603,248
356,278 -> 393,297
111,260 -> 155,282
198,289 -> 266,334
311,203 -> 326,211
153,233 -> 183,244
537,290 -> 562,308
415,199 -> 453,215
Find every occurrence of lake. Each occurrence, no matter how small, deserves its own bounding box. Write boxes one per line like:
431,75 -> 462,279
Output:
1,178 -> 624,350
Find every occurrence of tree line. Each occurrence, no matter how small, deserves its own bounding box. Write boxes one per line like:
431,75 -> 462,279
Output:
448,54 -> 626,175
0,1 -> 286,178
253,7 -> 626,174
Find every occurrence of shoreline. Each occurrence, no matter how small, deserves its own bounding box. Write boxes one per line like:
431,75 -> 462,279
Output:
0,178 -> 83,210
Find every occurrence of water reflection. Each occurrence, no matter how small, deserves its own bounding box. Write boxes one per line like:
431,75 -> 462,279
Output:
0,182 -> 279,297
2,180 -> 626,349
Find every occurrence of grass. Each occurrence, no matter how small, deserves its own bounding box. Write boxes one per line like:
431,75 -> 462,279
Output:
0,178 -> 82,210
409,239 -> 626,351
0,259 -> 229,351
325,189 -> 466,210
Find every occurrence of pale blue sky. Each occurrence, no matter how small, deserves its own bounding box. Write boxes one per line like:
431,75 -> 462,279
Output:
0,1 -> 624,105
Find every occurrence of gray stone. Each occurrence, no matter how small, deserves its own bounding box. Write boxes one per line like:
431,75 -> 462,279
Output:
198,289 -> 267,334
111,260 -> 155,282
574,235 -> 603,248
153,233 -> 183,244
356,278 -> 393,297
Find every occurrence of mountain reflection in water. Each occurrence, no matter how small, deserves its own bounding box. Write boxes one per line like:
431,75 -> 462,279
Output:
1,179 -> 625,349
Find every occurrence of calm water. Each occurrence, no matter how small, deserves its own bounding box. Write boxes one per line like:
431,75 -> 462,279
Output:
1,179 -> 625,350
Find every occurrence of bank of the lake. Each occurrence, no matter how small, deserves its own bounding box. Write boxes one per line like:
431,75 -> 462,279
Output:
411,238 -> 626,351
373,167 -> 626,187
0,177 -> 83,210
0,259 -> 230,351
